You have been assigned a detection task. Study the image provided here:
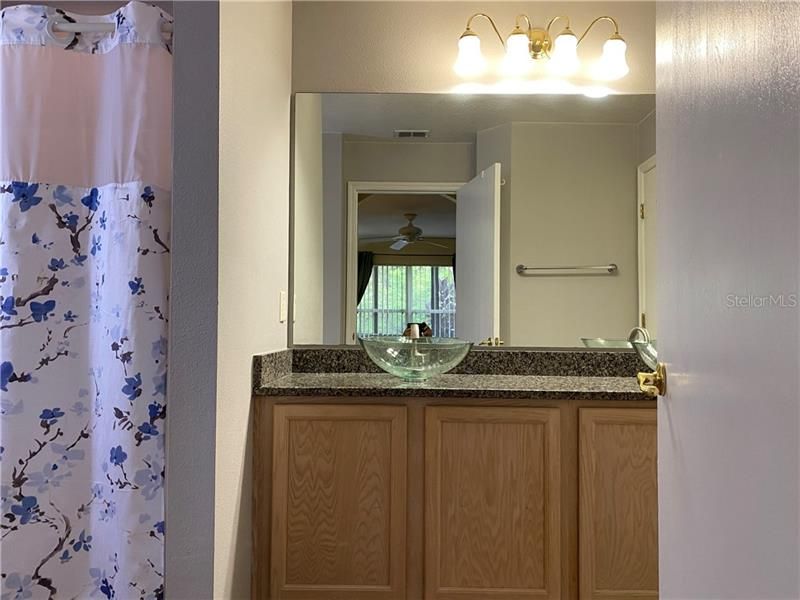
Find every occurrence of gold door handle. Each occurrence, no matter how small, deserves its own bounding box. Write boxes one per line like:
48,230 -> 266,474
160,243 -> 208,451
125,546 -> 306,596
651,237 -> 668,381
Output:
637,363 -> 667,397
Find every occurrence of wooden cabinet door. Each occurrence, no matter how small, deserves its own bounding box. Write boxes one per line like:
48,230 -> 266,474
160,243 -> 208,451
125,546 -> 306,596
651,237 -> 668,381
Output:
271,405 -> 407,600
579,408 -> 658,599
425,406 -> 561,600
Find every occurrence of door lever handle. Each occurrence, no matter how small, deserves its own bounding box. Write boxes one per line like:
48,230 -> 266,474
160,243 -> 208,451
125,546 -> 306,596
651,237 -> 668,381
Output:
637,363 -> 666,397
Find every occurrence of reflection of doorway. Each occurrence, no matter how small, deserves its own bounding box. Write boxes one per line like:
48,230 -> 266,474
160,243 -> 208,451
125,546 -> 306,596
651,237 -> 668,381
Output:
345,166 -> 502,344
345,182 -> 462,343
357,194 -> 458,338
637,156 -> 657,339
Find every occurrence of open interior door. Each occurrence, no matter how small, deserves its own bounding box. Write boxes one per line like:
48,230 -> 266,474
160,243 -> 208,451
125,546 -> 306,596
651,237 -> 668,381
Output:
658,2 -> 800,598
455,163 -> 501,343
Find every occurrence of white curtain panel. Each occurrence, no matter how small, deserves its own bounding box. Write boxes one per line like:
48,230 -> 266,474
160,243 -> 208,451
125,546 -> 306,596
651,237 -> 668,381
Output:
0,3 -> 172,598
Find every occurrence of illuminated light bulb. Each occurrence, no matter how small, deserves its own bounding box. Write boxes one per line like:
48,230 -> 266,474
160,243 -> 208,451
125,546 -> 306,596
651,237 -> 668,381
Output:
594,35 -> 629,81
501,29 -> 532,76
454,31 -> 486,78
548,29 -> 579,76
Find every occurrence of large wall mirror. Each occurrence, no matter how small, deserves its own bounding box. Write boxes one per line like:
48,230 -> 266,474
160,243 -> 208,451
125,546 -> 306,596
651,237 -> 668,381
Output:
291,93 -> 656,348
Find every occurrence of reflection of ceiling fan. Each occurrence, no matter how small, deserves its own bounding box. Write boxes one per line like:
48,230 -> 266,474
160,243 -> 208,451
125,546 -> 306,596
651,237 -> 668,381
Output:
362,213 -> 450,252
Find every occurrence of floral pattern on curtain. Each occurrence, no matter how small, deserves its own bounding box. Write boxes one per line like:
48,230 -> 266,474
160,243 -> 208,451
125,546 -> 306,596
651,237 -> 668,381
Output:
0,4 -> 172,600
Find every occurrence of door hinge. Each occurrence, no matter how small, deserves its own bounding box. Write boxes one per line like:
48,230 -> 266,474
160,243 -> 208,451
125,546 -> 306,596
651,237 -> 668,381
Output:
639,203 -> 645,220
641,312 -> 647,328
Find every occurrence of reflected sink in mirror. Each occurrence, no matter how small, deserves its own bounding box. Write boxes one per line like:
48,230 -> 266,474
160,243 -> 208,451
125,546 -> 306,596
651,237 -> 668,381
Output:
581,337 -> 633,349
359,336 -> 473,382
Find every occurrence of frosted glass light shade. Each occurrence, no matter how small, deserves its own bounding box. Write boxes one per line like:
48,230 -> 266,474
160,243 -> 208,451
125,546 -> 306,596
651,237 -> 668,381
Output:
548,31 -> 579,76
501,31 -> 532,76
454,33 -> 487,78
595,36 -> 629,80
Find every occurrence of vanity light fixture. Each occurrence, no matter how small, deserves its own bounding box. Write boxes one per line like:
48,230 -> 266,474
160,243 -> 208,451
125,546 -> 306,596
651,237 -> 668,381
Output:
455,13 -> 629,82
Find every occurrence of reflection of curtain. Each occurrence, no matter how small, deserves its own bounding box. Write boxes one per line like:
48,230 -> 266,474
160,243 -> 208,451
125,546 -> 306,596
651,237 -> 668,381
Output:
357,251 -> 375,304
0,3 -> 172,598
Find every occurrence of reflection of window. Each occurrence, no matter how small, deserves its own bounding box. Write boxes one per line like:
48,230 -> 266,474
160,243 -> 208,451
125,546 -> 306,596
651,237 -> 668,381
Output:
357,266 -> 456,337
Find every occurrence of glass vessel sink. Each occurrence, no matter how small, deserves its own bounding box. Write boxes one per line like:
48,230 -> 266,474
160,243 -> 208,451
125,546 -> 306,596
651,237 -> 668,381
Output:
581,337 -> 633,349
359,336 -> 473,382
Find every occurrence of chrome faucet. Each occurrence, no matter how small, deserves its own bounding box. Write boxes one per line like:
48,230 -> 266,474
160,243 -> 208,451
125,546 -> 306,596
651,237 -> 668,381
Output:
628,326 -> 651,344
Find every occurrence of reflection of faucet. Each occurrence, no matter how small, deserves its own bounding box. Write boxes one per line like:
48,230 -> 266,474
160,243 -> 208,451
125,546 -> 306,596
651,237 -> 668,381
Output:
628,327 -> 651,344
629,326 -> 659,372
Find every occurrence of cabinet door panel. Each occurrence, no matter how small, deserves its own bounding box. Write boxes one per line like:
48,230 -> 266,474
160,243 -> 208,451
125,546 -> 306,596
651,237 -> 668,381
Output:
272,405 -> 406,600
425,406 -> 561,600
579,408 -> 658,599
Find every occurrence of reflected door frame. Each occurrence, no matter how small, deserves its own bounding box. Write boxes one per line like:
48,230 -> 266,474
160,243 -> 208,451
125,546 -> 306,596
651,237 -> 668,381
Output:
345,181 -> 465,344
636,155 -> 657,334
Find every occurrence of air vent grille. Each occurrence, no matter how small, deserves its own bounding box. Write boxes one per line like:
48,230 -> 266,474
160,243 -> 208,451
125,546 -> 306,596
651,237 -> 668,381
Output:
393,129 -> 431,139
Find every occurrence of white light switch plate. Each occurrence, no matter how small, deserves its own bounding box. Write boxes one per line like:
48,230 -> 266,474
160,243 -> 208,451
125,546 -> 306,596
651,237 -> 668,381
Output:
279,290 -> 288,323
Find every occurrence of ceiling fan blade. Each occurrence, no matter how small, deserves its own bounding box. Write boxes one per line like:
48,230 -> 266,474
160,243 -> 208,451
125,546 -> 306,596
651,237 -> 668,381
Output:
390,239 -> 410,251
360,236 -> 403,242
418,240 -> 451,250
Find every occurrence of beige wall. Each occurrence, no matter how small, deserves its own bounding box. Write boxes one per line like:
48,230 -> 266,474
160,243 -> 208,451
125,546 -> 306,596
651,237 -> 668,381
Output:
637,109 -> 656,163
322,133 -> 344,344
216,2 -> 291,598
293,94 -> 324,344
343,139 -> 475,183
478,122 -> 639,346
293,1 -> 655,94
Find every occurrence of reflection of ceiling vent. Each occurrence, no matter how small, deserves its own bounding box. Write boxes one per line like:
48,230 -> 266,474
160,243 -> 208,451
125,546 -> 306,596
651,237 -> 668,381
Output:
393,129 -> 431,139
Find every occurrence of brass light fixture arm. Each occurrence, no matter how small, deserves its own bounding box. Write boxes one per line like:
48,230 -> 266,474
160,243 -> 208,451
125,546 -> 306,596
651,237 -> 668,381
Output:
464,12 -> 506,48
545,15 -> 572,35
514,13 -> 533,36
577,15 -> 622,45
458,12 -> 624,63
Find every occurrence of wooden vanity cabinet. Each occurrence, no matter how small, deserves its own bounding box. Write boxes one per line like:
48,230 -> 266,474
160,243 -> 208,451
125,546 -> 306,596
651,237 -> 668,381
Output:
579,408 -> 659,600
253,399 -> 657,600
268,404 -> 407,600
425,406 -> 562,600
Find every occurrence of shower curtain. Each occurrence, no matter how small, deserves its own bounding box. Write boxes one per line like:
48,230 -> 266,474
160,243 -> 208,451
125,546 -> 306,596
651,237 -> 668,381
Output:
0,3 -> 172,598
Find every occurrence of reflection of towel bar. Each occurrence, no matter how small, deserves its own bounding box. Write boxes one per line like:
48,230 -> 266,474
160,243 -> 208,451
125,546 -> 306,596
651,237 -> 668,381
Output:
516,263 -> 618,275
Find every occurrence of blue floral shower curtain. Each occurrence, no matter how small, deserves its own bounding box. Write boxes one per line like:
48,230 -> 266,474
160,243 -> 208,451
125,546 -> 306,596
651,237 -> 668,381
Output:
0,3 -> 172,599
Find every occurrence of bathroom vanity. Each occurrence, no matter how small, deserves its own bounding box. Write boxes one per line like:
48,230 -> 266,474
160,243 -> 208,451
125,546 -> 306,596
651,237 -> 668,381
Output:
251,349 -> 657,600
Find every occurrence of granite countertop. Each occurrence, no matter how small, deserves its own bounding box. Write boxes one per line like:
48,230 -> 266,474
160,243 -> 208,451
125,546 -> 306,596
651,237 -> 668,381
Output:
254,372 -> 646,401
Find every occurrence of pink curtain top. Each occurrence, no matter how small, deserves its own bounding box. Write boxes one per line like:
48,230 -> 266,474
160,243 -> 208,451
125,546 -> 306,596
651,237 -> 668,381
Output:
0,1 -> 173,54
0,1 -> 173,190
